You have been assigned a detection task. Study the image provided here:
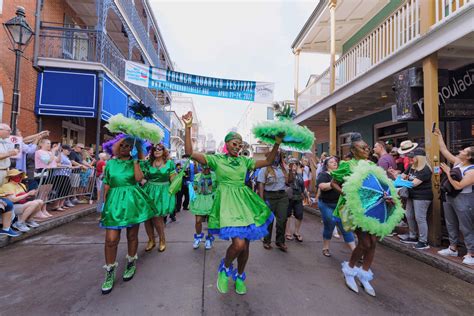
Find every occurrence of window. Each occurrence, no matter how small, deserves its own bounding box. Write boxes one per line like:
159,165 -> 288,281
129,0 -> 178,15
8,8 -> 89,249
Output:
266,107 -> 274,120
62,120 -> 85,145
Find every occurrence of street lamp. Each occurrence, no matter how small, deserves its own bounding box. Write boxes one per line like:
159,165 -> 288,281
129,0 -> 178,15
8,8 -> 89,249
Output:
3,6 -> 34,135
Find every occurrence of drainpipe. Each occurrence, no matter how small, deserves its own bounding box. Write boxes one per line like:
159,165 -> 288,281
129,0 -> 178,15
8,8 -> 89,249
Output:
96,72 -> 104,160
33,0 -> 42,68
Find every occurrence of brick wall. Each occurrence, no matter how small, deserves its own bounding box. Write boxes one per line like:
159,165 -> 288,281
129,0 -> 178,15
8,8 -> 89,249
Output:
0,0 -> 87,138
0,0 -> 38,136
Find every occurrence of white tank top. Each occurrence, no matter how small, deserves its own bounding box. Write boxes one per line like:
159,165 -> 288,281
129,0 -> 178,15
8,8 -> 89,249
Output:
459,164 -> 474,194
303,166 -> 311,182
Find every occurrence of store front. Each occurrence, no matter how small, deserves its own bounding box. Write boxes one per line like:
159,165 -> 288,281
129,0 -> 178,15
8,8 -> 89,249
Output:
35,68 -> 171,148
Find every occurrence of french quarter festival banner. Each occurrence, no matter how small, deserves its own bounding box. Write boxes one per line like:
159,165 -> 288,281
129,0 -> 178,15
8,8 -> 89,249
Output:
124,60 -> 274,103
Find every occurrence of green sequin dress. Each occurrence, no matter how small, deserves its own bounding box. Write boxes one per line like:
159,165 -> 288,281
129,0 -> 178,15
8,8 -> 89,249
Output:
142,159 -> 177,217
204,154 -> 274,240
100,159 -> 156,229
190,172 -> 216,216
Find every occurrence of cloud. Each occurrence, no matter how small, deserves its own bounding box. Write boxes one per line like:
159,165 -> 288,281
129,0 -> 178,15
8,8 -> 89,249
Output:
150,0 -> 328,141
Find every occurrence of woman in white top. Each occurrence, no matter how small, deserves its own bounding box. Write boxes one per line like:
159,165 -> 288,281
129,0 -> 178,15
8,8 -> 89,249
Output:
435,128 -> 474,266
34,139 -> 60,216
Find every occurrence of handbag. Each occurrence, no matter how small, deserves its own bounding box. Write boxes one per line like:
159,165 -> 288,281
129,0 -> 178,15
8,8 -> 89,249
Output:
169,159 -> 190,195
398,187 -> 410,199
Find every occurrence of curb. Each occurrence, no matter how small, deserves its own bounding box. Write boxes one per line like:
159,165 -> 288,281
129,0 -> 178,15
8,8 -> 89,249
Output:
0,206 -> 96,249
304,206 -> 474,285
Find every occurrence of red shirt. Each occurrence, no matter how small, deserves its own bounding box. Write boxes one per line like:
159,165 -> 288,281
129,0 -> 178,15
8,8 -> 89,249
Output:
96,160 -> 106,177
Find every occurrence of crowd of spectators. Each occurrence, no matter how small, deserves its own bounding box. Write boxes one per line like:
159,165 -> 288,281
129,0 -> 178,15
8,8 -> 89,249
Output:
0,123 -> 107,237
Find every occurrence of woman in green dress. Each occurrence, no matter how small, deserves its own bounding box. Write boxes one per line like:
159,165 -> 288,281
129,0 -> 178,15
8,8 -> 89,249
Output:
142,143 -> 176,253
331,133 -> 402,297
182,111 -> 282,295
100,137 -> 156,295
191,165 -> 217,250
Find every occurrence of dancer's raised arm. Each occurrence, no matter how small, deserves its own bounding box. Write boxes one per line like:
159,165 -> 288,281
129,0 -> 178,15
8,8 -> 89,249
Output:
254,136 -> 283,169
182,111 -> 207,165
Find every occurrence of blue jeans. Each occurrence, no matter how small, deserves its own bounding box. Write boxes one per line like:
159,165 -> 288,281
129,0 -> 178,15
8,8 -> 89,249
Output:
318,199 -> 354,243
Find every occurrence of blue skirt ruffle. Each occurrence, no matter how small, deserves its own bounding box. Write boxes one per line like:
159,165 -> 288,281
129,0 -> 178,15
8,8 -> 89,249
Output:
209,213 -> 274,241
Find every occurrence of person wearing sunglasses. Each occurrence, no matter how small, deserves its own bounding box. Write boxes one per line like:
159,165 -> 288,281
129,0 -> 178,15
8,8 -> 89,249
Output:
141,143 -> 177,252
182,111 -> 282,295
99,138 -> 156,295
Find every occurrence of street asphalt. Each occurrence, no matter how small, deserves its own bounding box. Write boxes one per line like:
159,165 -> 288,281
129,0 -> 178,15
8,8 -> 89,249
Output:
1,210 -> 473,316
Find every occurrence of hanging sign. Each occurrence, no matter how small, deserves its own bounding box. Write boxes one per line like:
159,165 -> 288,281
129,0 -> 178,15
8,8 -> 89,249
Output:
125,61 -> 274,103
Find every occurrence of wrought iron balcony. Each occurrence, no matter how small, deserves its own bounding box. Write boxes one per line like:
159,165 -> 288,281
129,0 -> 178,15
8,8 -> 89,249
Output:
38,22 -> 170,127
116,0 -> 162,68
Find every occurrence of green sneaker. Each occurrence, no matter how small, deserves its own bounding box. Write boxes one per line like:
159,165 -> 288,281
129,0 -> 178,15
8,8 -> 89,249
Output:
233,272 -> 247,295
101,263 -> 117,295
123,255 -> 137,282
216,259 -> 233,294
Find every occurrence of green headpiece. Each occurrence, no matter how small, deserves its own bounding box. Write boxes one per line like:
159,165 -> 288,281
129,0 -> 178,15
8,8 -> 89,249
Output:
224,132 -> 242,143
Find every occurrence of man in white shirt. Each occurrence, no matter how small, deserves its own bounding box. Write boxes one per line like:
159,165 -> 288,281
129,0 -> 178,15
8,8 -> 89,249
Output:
0,124 -> 19,185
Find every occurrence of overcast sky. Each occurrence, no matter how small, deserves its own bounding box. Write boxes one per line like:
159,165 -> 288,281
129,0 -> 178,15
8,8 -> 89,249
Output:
151,0 -> 329,141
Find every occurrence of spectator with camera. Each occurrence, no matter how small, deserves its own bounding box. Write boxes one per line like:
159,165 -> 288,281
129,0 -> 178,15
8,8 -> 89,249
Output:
35,139 -> 61,216
435,129 -> 474,266
0,169 -> 44,232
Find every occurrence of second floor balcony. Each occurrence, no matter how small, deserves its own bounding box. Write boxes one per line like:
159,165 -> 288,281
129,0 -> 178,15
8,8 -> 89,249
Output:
295,0 -> 474,115
38,21 -> 170,127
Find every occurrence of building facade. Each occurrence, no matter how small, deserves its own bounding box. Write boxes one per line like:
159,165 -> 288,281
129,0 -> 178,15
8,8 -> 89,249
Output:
171,94 -> 204,151
292,0 -> 474,244
1,0 -> 174,149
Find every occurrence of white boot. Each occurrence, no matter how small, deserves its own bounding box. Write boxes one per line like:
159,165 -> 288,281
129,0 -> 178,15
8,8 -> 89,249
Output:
341,261 -> 359,293
356,267 -> 376,297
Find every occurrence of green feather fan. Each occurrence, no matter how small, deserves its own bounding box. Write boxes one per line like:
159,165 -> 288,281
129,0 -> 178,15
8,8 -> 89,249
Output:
105,114 -> 164,144
252,104 -> 315,151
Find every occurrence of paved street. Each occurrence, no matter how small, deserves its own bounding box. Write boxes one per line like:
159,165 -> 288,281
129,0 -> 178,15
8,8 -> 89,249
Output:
1,210 -> 473,316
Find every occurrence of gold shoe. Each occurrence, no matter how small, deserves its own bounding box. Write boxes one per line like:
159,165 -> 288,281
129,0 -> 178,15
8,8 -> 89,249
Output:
145,240 -> 156,252
158,240 -> 166,252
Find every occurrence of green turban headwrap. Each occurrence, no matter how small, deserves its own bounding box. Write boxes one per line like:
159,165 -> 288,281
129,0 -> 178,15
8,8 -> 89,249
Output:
224,132 -> 242,143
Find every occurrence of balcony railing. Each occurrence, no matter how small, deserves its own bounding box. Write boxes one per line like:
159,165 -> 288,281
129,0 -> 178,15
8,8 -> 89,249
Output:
116,0 -> 162,68
435,0 -> 472,25
38,23 -> 170,127
297,0 -> 472,114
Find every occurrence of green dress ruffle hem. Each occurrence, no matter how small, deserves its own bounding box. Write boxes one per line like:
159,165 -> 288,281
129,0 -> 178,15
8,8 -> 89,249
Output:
204,154 -> 274,241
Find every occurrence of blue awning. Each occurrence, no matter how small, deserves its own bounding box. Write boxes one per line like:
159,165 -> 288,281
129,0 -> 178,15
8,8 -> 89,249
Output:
101,76 -> 129,121
35,69 -> 97,117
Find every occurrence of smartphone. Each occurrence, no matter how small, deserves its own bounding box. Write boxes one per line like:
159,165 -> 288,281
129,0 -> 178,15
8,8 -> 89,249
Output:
432,122 -> 436,133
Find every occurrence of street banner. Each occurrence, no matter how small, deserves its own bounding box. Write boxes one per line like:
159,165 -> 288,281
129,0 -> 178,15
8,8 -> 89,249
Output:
125,61 -> 274,103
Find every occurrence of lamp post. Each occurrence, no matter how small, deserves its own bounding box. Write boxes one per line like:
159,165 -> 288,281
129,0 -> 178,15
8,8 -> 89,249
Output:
3,6 -> 34,135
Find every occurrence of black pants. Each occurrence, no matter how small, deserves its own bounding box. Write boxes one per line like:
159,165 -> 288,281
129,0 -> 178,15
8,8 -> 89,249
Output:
263,191 -> 289,245
176,183 -> 190,212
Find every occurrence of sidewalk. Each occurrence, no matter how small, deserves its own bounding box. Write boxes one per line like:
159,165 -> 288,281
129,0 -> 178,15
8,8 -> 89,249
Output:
304,204 -> 474,284
0,203 -> 97,248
